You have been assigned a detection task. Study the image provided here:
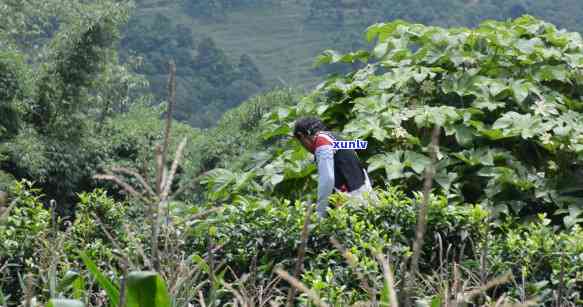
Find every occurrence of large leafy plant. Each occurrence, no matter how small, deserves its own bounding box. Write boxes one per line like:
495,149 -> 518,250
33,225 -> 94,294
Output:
257,16 -> 583,225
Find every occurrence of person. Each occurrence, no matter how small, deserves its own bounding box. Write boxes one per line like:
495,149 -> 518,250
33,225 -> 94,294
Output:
293,117 -> 373,218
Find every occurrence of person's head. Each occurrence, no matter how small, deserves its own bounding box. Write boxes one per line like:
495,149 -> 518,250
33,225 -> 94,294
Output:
293,117 -> 327,152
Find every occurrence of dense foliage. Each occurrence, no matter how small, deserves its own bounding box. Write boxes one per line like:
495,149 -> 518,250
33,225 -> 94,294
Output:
2,0 -> 583,306
252,16 -> 583,227
0,0 -> 140,215
2,179 -> 582,305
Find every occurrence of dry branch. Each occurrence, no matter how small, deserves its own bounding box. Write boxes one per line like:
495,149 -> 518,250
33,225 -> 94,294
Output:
161,60 -> 177,185
330,237 -> 376,305
0,197 -> 19,224
286,202 -> 314,307
276,268 -> 330,307
462,272 -> 513,302
409,125 -> 441,277
93,174 -> 148,202
111,167 -> 156,197
161,137 -> 187,201
373,252 -> 399,307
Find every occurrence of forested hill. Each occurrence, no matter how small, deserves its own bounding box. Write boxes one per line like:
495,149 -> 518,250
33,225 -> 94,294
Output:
126,0 -> 583,126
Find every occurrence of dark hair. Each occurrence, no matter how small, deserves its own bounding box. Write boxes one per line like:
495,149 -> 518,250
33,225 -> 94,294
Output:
293,117 -> 327,137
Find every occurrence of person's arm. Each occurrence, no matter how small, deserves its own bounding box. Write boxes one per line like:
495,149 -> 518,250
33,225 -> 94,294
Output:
315,144 -> 335,218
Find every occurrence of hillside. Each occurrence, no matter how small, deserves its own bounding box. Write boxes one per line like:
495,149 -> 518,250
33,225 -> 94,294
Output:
132,0 -> 583,89
133,1 -> 331,89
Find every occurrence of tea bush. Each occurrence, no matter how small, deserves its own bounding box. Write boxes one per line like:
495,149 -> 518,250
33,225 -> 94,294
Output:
183,187 -> 582,304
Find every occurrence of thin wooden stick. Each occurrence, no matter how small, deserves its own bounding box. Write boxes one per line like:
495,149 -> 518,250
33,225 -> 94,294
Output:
556,251 -> 565,307
277,268 -> 329,307
373,252 -> 399,307
198,290 -> 207,307
286,202 -> 314,307
155,144 -> 164,196
161,60 -> 177,184
93,174 -> 147,203
151,145 -> 164,272
161,137 -> 187,201
118,264 -> 128,307
0,197 -> 19,224
462,272 -> 512,301
404,125 -> 441,306
93,213 -> 134,269
330,238 -> 376,305
24,273 -> 33,307
188,207 -> 224,222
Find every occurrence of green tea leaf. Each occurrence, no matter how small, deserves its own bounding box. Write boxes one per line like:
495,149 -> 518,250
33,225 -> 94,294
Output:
126,272 -> 171,307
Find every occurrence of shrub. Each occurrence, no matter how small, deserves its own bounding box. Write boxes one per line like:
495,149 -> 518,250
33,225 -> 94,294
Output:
0,180 -> 50,303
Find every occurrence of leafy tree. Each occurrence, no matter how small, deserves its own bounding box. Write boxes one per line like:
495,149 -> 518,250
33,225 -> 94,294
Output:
193,37 -> 237,86
237,54 -> 264,87
120,12 -> 266,127
121,13 -> 195,76
0,0 -> 146,215
0,50 -> 28,141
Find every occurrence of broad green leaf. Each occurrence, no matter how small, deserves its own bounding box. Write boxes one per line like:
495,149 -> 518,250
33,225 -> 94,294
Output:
373,41 -> 390,58
479,128 -> 506,140
492,112 -> 540,138
368,152 -> 405,180
47,299 -> 85,307
269,174 -> 284,186
200,168 -> 237,199
344,116 -> 389,141
191,254 -> 210,274
79,252 -> 119,307
72,276 -> 85,300
563,205 -> 583,228
366,21 -> 407,43
434,170 -> 458,191
126,272 -> 171,307
488,80 -> 508,98
352,96 -> 385,114
431,296 -> 443,307
472,98 -> 505,111
57,270 -> 81,293
261,125 -> 291,140
404,151 -> 431,174
453,125 -> 474,146
535,65 -> 569,83
511,81 -> 530,104
380,281 -> 391,306
515,38 -> 543,55
233,170 -> 257,192
314,50 -> 342,67
454,148 -> 494,167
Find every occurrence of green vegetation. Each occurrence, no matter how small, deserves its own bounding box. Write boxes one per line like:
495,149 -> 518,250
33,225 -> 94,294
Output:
120,13 -> 265,127
120,0 -> 583,128
2,0 -> 583,306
